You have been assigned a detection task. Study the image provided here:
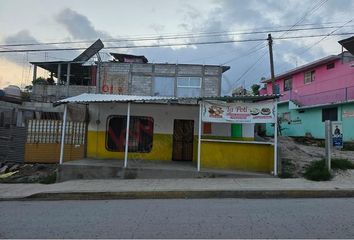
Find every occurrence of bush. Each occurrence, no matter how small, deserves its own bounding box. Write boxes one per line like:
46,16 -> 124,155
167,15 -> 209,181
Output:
331,159 -> 354,170
303,160 -> 332,181
39,172 -> 57,184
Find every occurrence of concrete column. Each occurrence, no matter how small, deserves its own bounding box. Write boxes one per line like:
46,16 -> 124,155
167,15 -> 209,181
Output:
32,65 -> 37,82
66,63 -> 71,96
57,64 -> 61,84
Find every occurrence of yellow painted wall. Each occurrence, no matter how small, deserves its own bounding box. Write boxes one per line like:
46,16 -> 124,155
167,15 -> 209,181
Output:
87,131 -> 199,161
25,144 -> 85,163
201,141 -> 274,173
87,130 -> 273,173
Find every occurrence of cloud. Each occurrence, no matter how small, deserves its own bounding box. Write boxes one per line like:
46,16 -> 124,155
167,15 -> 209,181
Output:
56,8 -> 110,40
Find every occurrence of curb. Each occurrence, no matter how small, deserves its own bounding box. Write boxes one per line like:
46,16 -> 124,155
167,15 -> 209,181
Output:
2,189 -> 354,201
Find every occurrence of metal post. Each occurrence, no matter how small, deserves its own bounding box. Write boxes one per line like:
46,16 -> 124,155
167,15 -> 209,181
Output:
66,63 -> 71,96
124,102 -> 131,168
325,120 -> 332,171
273,102 -> 278,176
268,34 -> 276,95
197,101 -> 202,172
59,104 -> 68,164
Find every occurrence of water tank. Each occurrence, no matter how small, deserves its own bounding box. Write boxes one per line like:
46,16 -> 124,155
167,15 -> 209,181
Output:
3,85 -> 21,98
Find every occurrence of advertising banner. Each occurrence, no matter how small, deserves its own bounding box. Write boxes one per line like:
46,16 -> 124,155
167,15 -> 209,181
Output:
202,100 -> 275,124
332,122 -> 343,148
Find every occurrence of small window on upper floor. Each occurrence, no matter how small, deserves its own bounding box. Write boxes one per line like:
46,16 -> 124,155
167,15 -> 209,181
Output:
177,77 -> 201,97
326,62 -> 335,70
284,77 -> 292,91
153,76 -> 175,96
304,70 -> 315,84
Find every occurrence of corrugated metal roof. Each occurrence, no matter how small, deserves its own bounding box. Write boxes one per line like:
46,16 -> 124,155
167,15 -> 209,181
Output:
54,93 -> 279,106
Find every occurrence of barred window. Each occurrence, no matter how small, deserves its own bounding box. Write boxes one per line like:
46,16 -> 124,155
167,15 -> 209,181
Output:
106,115 -> 154,152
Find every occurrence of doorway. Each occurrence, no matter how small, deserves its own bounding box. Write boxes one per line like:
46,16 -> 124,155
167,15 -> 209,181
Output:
172,119 -> 194,161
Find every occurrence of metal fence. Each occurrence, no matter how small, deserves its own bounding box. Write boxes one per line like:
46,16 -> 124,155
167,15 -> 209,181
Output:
27,120 -> 86,144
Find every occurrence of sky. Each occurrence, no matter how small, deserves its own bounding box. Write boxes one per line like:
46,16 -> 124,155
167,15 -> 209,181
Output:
0,0 -> 353,94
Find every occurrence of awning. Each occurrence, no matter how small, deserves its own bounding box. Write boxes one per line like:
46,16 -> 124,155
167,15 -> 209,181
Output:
53,93 -> 280,106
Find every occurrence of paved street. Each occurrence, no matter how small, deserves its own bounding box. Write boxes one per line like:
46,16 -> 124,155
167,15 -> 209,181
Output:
1,198 -> 354,239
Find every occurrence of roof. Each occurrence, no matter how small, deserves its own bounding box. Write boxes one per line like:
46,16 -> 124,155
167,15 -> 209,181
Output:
339,36 -> 354,55
261,54 -> 341,83
53,93 -> 279,106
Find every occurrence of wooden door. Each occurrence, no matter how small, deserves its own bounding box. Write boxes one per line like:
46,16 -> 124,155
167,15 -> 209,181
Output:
172,119 -> 194,161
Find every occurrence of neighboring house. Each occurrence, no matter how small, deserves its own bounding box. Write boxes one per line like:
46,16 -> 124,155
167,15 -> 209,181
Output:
261,48 -> 354,141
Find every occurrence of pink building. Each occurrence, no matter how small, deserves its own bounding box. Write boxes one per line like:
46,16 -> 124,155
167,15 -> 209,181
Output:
262,52 -> 354,107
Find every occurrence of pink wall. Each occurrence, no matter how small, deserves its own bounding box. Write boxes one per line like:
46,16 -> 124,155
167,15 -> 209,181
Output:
266,58 -> 354,105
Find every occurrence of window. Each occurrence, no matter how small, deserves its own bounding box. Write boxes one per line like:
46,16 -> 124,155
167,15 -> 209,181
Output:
177,77 -> 201,97
304,70 -> 315,84
153,77 -> 175,96
283,78 -> 292,91
322,107 -> 337,122
282,112 -> 291,122
326,62 -> 335,70
106,116 -> 154,152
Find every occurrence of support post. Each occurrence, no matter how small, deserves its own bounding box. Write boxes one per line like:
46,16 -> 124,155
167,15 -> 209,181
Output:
32,65 -> 37,82
273,102 -> 278,176
59,104 -> 68,165
197,101 -> 202,172
66,63 -> 71,97
124,102 -> 131,168
268,34 -> 276,95
325,120 -> 332,171
57,64 -> 61,84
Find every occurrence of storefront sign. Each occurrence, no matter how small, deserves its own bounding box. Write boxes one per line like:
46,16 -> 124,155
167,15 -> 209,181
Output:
332,122 -> 343,149
202,101 -> 275,124
343,110 -> 354,118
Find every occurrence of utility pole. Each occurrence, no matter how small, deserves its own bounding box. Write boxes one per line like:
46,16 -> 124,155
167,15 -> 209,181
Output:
268,34 -> 276,95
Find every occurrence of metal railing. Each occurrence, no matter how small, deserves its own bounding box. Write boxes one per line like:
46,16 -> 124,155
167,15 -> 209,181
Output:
279,86 -> 354,107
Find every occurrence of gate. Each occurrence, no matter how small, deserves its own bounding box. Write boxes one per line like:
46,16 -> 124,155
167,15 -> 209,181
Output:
25,120 -> 86,163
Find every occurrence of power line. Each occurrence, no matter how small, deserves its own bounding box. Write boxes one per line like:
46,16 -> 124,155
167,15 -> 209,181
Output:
1,32 -> 353,54
1,23 -> 352,48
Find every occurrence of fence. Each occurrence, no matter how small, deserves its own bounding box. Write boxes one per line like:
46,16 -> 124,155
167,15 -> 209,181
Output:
27,120 -> 86,145
0,126 -> 26,162
25,120 -> 86,163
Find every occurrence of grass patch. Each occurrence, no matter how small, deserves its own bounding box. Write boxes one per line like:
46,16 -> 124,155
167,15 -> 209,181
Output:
331,158 -> 354,170
279,159 -> 295,178
303,160 -> 332,181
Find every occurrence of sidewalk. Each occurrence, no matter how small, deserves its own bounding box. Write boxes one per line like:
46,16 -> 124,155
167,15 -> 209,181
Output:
1,174 -> 354,200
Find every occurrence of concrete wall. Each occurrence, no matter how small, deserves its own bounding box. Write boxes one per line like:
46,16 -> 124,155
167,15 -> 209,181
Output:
99,62 -> 223,96
31,85 -> 96,102
267,102 -> 354,141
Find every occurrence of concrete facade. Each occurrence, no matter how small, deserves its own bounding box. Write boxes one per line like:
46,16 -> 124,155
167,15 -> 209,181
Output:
98,62 -> 226,97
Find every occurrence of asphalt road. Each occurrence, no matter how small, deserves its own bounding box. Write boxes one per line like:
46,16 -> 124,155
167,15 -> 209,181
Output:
1,198 -> 354,239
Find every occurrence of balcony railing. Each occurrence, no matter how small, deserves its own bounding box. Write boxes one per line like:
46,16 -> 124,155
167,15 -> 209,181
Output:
279,86 -> 354,107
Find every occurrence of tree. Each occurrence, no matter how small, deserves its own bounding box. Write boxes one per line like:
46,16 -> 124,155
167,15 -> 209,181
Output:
32,77 -> 47,85
251,84 -> 260,95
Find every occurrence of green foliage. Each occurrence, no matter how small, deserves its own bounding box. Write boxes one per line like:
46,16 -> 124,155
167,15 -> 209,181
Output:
303,160 -> 332,181
39,172 -> 57,184
251,84 -> 261,95
32,77 -> 48,85
331,159 -> 354,170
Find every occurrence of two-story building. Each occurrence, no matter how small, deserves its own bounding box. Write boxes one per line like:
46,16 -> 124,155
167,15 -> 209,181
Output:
261,48 -> 354,141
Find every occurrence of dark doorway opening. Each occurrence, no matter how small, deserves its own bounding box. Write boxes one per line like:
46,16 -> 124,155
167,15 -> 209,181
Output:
172,119 -> 194,161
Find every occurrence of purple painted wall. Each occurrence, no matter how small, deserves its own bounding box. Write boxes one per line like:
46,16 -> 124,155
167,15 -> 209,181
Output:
264,55 -> 354,106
